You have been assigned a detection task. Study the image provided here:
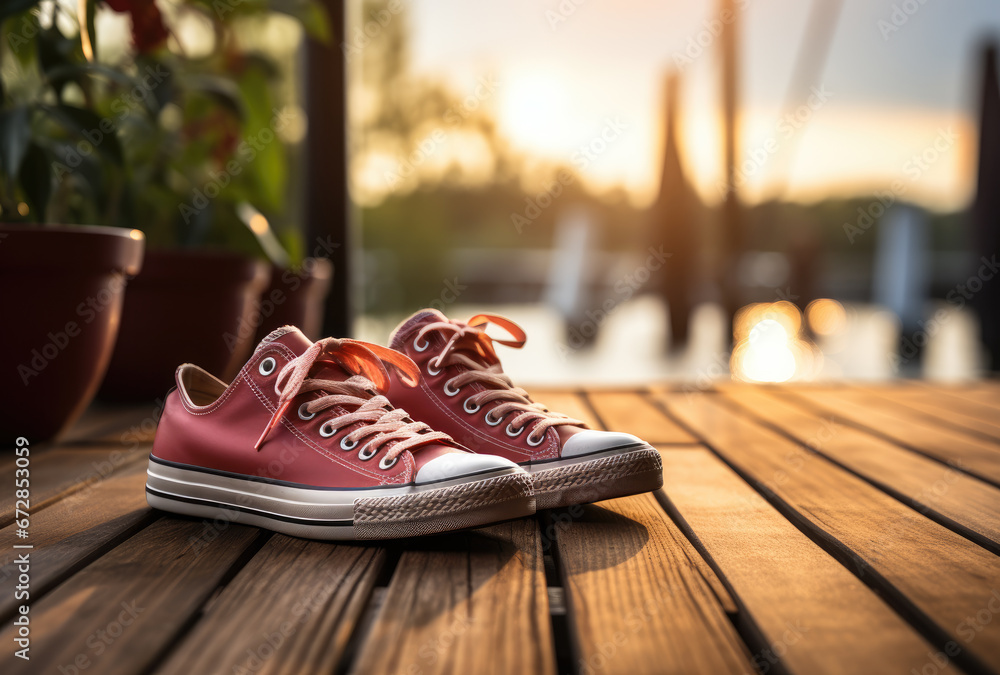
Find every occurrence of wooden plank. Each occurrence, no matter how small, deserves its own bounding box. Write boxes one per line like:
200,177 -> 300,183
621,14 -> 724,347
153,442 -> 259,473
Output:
0,459 -> 154,619
0,445 -> 146,527
585,390 -> 697,444
0,518 -> 261,675
659,447 -> 960,675
834,385 -> 1000,444
659,392 -> 1000,674
914,383 -> 1000,416
59,401 -> 162,446
157,536 -> 384,675
553,493 -> 751,674
528,389 -> 603,429
880,387 -> 1000,439
785,387 -> 1000,486
721,388 -> 1000,552
351,519 -> 557,675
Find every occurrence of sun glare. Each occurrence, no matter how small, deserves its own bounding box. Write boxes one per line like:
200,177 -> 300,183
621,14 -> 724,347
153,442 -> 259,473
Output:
731,302 -> 821,383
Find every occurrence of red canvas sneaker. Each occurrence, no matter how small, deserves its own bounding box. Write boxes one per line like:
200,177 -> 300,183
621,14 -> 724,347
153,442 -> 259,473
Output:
386,310 -> 662,509
147,326 -> 534,540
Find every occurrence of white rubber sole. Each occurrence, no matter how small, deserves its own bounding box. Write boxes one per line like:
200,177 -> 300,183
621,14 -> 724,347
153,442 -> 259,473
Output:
145,456 -> 535,540
523,443 -> 663,509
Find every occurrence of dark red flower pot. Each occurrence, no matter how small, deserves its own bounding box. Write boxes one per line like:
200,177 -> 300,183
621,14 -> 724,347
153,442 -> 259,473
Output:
253,257 -> 333,343
0,224 -> 145,444
98,250 -> 270,401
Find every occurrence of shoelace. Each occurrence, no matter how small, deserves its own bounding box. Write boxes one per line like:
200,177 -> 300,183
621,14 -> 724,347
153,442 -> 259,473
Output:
254,338 -> 452,465
412,314 -> 584,442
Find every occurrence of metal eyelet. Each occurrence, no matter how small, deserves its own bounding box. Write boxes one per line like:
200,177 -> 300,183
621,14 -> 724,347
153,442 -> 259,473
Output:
298,403 -> 316,421
484,409 -> 503,426
379,455 -> 398,470
358,444 -> 377,461
340,435 -> 358,450
319,421 -> 336,438
413,337 -> 429,352
463,397 -> 481,414
506,423 -> 525,438
526,432 -> 545,447
426,359 -> 442,377
258,357 -> 277,376
443,380 -> 461,396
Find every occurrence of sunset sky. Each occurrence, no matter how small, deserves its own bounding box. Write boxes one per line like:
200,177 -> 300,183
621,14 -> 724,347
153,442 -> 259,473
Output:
398,0 -> 1000,211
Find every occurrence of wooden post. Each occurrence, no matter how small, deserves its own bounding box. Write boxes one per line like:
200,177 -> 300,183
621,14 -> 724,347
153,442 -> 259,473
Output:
306,0 -> 351,337
720,0 -> 742,335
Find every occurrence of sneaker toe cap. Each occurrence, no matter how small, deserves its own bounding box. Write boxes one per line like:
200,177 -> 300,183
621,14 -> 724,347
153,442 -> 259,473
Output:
414,452 -> 521,484
561,429 -> 648,458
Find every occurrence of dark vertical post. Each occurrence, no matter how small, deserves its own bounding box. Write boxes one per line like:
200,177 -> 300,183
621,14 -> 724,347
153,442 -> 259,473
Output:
973,43 -> 1000,370
651,71 -> 696,353
720,0 -> 743,334
306,0 -> 351,337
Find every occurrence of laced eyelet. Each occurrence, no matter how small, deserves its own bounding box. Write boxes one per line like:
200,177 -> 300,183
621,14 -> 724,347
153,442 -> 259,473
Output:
258,357 -> 276,376
506,423 -> 525,438
426,359 -> 442,377
413,337 -> 429,352
463,397 -> 481,414
319,421 -> 336,438
526,431 -> 545,447
298,403 -> 316,421
358,444 -> 377,461
379,455 -> 398,470
340,435 -> 358,450
443,380 -> 461,396
485,409 -> 503,426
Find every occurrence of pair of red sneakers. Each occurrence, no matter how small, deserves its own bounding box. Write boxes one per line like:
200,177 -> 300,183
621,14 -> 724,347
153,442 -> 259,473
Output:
147,310 -> 662,539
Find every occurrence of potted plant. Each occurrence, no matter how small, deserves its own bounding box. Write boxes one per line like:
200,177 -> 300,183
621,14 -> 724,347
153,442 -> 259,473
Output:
0,2 -> 151,442
3,0 -> 333,407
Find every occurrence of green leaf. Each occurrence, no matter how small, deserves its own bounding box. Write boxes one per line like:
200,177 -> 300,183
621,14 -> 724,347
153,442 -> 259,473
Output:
45,105 -> 124,166
0,0 -> 42,27
270,0 -> 331,42
183,74 -> 246,121
45,62 -> 143,92
0,105 -> 31,181
18,143 -> 50,222
84,0 -> 97,62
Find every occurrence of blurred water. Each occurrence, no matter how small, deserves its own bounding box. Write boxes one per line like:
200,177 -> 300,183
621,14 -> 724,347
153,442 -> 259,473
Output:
355,296 -> 987,386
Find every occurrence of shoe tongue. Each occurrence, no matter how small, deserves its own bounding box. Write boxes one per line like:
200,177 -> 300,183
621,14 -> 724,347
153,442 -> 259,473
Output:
388,308 -> 448,350
256,327 -> 389,388
389,308 -> 501,373
255,325 -> 313,357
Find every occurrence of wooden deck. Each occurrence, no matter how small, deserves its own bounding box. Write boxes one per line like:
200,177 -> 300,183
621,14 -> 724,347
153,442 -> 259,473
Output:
3,383 -> 1000,675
